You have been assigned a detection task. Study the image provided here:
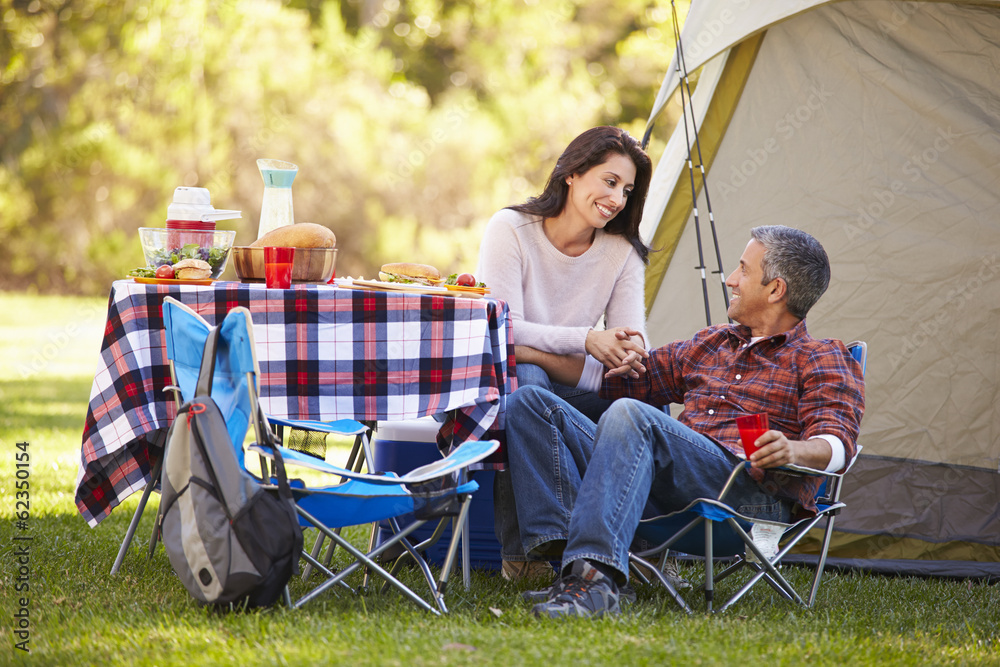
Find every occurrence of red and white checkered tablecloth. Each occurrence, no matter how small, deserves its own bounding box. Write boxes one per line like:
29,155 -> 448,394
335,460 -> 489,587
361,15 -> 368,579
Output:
76,280 -> 517,526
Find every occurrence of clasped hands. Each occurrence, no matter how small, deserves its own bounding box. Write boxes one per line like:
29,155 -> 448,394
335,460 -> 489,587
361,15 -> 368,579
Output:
585,327 -> 649,379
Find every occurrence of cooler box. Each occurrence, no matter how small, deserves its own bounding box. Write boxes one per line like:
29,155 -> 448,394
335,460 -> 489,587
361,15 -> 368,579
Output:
373,417 -> 502,571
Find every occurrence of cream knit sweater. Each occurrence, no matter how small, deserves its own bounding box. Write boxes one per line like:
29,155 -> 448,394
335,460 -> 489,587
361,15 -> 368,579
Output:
477,208 -> 647,355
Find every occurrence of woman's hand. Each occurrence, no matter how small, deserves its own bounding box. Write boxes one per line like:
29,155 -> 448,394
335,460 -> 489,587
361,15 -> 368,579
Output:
585,327 -> 648,378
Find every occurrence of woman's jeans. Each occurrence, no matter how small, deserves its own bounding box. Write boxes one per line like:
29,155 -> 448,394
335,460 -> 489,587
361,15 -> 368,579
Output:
506,385 -> 791,579
493,363 -> 612,561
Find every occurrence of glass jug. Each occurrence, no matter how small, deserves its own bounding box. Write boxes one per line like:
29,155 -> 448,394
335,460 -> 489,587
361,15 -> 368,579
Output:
256,159 -> 298,240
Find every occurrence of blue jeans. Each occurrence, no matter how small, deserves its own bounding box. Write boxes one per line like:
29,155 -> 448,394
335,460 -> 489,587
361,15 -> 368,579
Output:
493,363 -> 613,561
506,385 -> 791,580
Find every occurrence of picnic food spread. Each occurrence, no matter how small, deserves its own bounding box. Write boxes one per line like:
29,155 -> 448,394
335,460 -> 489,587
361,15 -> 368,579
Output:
126,179 -> 483,294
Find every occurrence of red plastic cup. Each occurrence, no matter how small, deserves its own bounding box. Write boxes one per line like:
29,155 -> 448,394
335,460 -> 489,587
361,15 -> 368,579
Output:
736,413 -> 770,457
264,246 -> 295,289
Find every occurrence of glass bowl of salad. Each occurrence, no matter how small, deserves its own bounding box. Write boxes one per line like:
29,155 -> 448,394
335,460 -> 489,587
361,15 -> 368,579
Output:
138,227 -> 237,279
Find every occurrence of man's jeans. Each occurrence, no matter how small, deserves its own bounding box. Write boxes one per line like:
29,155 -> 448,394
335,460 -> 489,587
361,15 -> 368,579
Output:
506,385 -> 791,579
493,363 -> 612,561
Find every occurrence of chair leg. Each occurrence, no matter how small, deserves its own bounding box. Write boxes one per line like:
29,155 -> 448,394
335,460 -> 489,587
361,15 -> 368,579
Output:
382,515 -> 441,607
110,455 -> 163,575
301,434 -> 369,581
460,510 -> 471,590
301,531 -> 327,581
435,495 -> 473,610
808,514 -> 838,607
629,553 -> 693,613
718,519 -> 804,612
292,506 -> 439,614
704,518 -> 715,612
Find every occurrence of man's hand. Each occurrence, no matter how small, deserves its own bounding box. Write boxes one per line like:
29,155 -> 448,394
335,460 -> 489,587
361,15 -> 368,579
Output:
586,327 -> 648,379
748,431 -> 833,470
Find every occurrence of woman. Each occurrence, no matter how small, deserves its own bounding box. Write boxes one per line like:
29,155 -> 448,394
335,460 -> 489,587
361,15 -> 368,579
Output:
478,126 -> 653,580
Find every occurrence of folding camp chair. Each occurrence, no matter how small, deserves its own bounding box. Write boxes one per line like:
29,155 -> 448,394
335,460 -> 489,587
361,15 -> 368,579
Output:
204,304 -> 499,613
630,341 -> 867,613
251,438 -> 497,613
110,297 -> 373,575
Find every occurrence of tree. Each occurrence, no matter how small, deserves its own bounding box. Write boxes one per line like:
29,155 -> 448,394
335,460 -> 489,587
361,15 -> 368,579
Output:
0,0 -> 687,294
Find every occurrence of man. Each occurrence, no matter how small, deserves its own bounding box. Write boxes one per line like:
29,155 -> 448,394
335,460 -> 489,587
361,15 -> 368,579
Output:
506,225 -> 865,618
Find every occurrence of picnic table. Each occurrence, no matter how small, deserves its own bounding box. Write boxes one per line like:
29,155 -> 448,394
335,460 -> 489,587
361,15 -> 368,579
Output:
76,279 -> 516,526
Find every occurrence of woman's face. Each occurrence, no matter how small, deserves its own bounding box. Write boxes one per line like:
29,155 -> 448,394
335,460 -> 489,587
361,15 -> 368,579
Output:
565,153 -> 637,230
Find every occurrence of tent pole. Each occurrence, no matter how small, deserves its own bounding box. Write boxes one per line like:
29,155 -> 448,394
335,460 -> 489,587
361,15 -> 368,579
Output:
672,1 -> 731,323
671,1 -> 712,326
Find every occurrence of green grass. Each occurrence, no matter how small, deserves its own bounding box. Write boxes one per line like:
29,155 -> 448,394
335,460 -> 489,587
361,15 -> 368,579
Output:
1,292 -> 998,666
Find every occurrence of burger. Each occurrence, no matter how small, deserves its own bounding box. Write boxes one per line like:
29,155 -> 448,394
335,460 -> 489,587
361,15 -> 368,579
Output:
378,262 -> 443,286
172,258 -> 213,280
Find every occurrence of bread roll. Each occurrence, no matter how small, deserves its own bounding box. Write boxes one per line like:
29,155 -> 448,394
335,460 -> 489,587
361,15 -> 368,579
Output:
250,223 -> 336,249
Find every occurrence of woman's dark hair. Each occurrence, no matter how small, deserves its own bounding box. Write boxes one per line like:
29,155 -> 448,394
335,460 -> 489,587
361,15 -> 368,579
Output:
508,126 -> 652,264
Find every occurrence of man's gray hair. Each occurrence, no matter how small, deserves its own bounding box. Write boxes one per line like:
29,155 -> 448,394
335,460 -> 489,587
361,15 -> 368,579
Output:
750,225 -> 830,319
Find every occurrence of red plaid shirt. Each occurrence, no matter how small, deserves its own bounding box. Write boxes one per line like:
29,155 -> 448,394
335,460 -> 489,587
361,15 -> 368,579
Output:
600,320 -> 865,514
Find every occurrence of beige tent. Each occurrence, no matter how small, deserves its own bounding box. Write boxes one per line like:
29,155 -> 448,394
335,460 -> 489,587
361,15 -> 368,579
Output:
641,0 -> 1000,577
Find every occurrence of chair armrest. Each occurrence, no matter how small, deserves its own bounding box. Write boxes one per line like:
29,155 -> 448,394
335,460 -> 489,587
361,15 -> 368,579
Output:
778,444 -> 864,478
250,439 -> 499,485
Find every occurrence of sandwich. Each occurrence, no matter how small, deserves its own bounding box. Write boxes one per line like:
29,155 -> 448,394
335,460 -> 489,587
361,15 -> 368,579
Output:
378,262 -> 443,286
172,258 -> 213,280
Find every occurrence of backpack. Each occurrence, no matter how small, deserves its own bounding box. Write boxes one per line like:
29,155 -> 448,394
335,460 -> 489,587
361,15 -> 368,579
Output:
159,326 -> 303,608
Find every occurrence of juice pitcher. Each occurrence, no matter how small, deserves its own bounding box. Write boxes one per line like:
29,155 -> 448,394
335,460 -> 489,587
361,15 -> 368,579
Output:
256,159 -> 298,240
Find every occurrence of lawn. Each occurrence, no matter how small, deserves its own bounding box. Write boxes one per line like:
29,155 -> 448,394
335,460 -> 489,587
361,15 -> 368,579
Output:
1,292 -> 998,666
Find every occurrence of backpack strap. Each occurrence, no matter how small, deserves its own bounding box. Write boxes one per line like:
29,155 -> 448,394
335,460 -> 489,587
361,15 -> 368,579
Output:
254,406 -> 295,504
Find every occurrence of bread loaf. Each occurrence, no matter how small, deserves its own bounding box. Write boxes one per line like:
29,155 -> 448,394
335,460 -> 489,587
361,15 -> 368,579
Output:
250,223 -> 336,249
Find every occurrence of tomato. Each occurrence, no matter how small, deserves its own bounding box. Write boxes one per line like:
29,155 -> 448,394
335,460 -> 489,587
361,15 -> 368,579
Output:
456,273 -> 476,287
155,264 -> 175,279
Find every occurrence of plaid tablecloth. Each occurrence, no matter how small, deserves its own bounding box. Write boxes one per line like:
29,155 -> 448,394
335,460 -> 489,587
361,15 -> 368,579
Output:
76,280 -> 517,526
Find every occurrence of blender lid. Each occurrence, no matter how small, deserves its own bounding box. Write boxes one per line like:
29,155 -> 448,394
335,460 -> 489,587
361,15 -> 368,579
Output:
167,186 -> 241,222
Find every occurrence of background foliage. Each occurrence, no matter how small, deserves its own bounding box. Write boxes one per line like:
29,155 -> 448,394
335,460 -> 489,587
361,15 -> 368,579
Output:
1,0 -> 686,294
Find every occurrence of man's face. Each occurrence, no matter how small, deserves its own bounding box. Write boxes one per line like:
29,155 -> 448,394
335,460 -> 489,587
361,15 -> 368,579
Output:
725,239 -> 774,328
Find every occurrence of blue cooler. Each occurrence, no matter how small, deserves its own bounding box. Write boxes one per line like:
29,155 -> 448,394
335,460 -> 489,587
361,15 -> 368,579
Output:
373,417 -> 502,571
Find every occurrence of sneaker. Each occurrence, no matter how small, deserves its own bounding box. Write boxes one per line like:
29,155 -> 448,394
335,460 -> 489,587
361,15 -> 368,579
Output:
523,582 -> 637,605
501,559 -> 556,582
531,560 -> 622,619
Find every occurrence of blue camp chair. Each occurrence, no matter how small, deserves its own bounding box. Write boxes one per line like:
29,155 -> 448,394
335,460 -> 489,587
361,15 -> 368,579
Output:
630,341 -> 868,613
204,303 -> 498,613
250,438 -> 497,612
111,297 -> 372,575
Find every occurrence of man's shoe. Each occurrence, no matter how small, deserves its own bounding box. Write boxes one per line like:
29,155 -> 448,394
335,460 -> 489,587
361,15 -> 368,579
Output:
531,560 -> 622,619
523,581 -> 637,605
501,559 -> 556,582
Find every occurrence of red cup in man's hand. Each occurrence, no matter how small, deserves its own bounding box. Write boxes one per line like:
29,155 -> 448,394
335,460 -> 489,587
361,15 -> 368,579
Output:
736,413 -> 769,457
